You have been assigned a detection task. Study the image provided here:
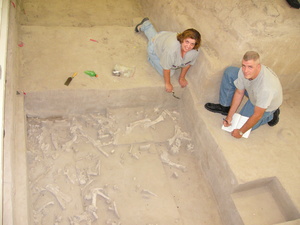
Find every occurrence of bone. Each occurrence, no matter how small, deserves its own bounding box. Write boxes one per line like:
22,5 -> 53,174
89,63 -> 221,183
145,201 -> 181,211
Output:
143,114 -> 165,128
90,188 -> 110,208
160,151 -> 187,172
108,201 -> 120,219
139,143 -> 151,151
46,184 -> 72,210
141,189 -> 158,197
35,201 -> 54,213
128,144 -> 139,159
170,138 -> 181,154
63,168 -> 77,184
163,109 -> 177,121
86,205 -> 98,220
168,125 -> 191,146
126,118 -> 151,134
62,135 -> 78,152
69,211 -> 93,225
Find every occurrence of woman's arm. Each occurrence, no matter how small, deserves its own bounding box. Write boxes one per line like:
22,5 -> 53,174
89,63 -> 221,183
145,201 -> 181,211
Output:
163,69 -> 173,92
179,65 -> 191,87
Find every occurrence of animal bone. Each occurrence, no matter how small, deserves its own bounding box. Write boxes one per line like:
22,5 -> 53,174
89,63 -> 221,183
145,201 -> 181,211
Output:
143,114 -> 165,128
170,138 -> 181,154
46,184 -> 72,210
168,125 -> 191,146
69,211 -> 93,225
126,118 -> 151,134
35,201 -> 54,213
163,109 -> 177,121
78,129 -> 109,157
139,143 -> 151,151
160,151 -> 186,172
90,188 -> 110,207
141,189 -> 158,197
63,168 -> 77,184
108,201 -> 120,219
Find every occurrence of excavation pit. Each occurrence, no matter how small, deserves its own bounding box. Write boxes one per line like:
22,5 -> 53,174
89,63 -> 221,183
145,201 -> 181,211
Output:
23,88 -> 224,225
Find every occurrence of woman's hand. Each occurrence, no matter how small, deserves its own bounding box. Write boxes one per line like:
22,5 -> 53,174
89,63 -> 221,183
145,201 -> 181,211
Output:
165,83 -> 173,92
179,77 -> 188,87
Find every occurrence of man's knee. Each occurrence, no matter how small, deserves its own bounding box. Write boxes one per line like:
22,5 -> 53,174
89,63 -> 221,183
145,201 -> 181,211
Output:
224,66 -> 240,79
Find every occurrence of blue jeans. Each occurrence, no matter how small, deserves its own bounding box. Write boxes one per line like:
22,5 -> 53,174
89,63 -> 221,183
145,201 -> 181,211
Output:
141,21 -> 175,76
219,67 -> 275,130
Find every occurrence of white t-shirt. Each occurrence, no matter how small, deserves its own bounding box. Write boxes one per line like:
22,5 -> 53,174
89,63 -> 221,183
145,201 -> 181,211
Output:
234,65 -> 283,112
153,31 -> 199,70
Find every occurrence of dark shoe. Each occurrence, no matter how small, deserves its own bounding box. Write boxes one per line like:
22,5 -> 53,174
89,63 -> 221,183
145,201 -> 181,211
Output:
135,17 -> 149,32
205,103 -> 230,116
268,108 -> 280,126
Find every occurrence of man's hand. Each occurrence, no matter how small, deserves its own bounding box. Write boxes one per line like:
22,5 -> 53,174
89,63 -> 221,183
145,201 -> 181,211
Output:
231,129 -> 243,139
165,83 -> 173,92
223,117 -> 232,127
179,77 -> 188,88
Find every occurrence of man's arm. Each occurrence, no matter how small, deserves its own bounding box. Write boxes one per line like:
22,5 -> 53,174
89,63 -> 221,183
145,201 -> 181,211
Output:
163,69 -> 173,92
232,105 -> 265,138
225,88 -> 245,125
179,65 -> 191,88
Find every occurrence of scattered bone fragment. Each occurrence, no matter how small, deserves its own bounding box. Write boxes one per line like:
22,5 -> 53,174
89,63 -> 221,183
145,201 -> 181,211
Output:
86,205 -> 98,220
187,143 -> 194,152
46,184 -> 72,210
63,166 -> 78,184
62,135 -> 78,152
139,143 -> 151,151
108,201 -> 120,219
76,167 -> 88,185
170,138 -> 181,154
81,179 -> 94,192
163,109 -> 177,121
29,167 -> 52,189
128,144 -> 139,159
160,151 -> 187,172
141,189 -> 158,198
35,201 -> 54,213
172,172 -> 179,179
54,216 -> 62,225
69,211 -> 93,225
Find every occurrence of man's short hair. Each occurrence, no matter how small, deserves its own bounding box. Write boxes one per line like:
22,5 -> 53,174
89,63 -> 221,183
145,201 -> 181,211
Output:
243,51 -> 260,63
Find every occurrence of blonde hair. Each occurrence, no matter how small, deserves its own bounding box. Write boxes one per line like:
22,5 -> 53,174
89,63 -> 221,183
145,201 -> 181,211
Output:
243,51 -> 260,63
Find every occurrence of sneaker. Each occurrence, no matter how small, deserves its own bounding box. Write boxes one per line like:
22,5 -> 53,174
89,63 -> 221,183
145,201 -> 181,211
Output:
204,103 -> 230,116
135,17 -> 149,33
268,108 -> 280,126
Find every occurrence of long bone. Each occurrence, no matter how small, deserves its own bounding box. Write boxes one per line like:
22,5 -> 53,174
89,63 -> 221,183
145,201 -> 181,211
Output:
46,184 -> 72,210
108,201 -> 120,219
126,118 -> 151,134
143,113 -> 165,128
160,151 -> 186,172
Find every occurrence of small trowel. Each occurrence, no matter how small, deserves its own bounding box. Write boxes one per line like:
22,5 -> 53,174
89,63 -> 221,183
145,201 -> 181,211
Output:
64,72 -> 78,86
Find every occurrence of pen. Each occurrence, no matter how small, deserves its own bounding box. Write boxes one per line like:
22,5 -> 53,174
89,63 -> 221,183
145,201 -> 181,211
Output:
223,118 -> 229,124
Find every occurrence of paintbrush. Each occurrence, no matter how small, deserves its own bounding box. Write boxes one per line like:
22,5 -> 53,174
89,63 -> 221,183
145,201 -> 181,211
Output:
64,72 -> 78,86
